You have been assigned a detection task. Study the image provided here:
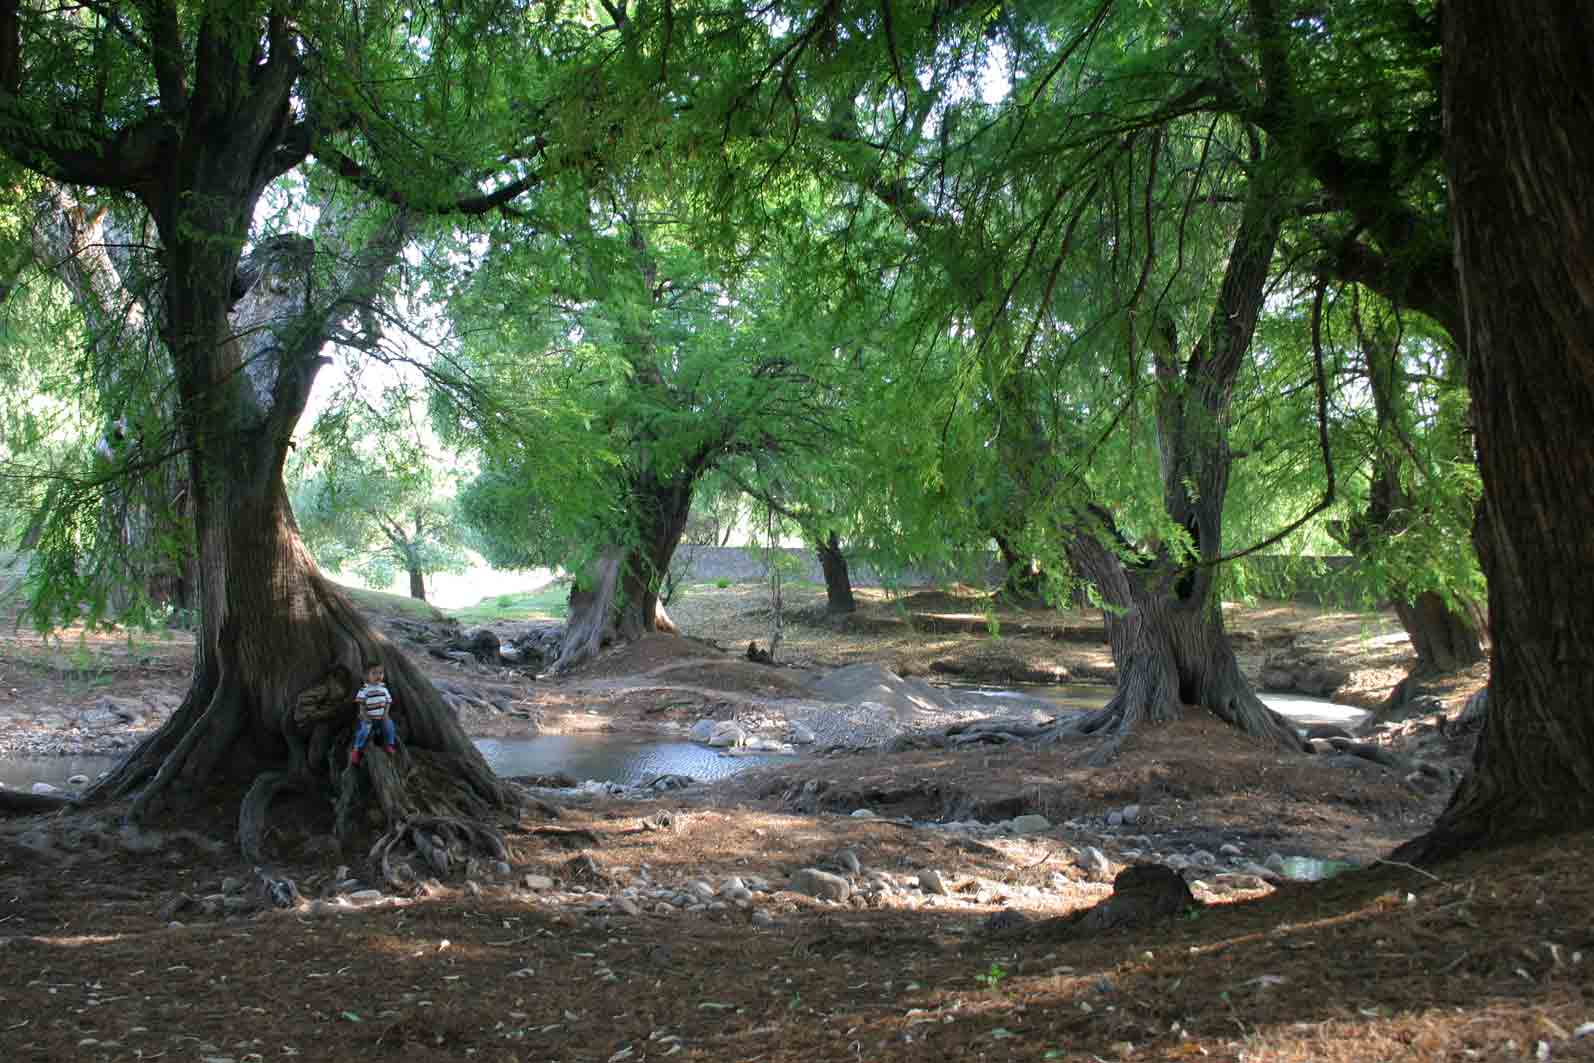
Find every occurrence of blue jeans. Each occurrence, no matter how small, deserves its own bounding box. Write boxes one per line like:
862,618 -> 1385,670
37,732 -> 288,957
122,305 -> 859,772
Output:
353,716 -> 396,750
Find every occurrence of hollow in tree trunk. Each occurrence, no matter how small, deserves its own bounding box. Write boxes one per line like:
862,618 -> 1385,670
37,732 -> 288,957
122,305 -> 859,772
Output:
816,531 -> 856,613
1395,3 -> 1594,861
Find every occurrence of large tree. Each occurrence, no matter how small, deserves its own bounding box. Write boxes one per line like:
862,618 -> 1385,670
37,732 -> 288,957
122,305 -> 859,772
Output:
442,194 -> 848,672
0,2 -> 558,859
1397,3 -> 1594,858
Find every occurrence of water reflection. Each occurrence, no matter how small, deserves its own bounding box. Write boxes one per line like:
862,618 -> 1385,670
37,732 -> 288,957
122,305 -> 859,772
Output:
0,736 -> 793,792
474,735 -> 792,785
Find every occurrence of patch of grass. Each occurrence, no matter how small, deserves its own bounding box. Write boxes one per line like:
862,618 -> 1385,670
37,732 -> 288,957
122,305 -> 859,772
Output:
448,583 -> 569,624
340,584 -> 451,623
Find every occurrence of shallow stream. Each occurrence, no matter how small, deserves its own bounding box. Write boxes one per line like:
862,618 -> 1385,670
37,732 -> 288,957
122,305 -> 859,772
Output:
0,686 -> 1368,793
0,735 -> 794,793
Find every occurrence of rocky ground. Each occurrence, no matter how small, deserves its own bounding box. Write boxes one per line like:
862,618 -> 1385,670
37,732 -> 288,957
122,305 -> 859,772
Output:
7,582 -> 1582,1063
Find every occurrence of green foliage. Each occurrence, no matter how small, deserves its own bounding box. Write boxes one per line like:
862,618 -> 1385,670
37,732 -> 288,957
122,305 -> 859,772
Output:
290,398 -> 470,597
973,963 -> 1009,991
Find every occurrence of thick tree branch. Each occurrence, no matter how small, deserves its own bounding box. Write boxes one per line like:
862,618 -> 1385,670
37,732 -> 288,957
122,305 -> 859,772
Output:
316,144 -> 543,216
135,0 -> 187,111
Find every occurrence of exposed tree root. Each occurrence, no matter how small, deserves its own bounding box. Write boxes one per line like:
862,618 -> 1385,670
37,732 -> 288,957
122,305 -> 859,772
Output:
369,814 -> 511,889
239,770 -> 314,864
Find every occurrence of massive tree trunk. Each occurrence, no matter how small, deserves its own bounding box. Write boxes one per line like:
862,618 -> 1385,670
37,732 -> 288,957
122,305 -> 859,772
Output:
408,566 -> 427,602
816,531 -> 856,613
1396,4 -> 1594,860
1393,592 -> 1484,675
1062,522 -> 1302,753
552,471 -> 689,672
65,20 -> 515,867
90,223 -> 514,863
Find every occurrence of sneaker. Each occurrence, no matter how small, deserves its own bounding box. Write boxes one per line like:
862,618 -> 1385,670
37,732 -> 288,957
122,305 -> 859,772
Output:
349,749 -> 361,765
383,745 -> 397,755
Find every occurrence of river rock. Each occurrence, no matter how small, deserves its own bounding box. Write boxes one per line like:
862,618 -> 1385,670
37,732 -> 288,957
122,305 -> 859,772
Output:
790,868 -> 851,902
67,775 -> 89,787
1121,804 -> 1141,825
1077,846 -> 1113,882
708,721 -> 746,748
917,869 -> 950,895
788,722 -> 817,744
614,895 -> 642,916
522,874 -> 555,891
347,889 -> 383,904
742,735 -> 786,751
850,808 -> 877,818
750,909 -> 775,928
1010,814 -> 1052,835
458,628 -> 502,664
834,849 -> 862,874
30,782 -> 60,795
689,719 -> 716,742
1259,649 -> 1349,697
1073,865 -> 1198,933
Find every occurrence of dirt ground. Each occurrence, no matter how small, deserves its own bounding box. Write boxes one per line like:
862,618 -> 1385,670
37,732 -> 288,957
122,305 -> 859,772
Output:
7,582 -> 1583,1063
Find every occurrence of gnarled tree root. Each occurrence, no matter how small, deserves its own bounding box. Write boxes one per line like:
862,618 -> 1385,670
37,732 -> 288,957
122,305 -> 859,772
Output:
369,815 -> 511,889
239,770 -> 316,865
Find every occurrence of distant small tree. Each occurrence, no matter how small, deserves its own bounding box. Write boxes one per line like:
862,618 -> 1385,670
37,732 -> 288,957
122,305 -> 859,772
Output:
291,403 -> 468,602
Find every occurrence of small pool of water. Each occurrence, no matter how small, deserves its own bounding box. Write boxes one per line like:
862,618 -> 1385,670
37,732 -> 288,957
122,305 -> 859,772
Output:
0,736 -> 794,793
474,735 -> 793,786
1277,855 -> 1360,882
0,754 -> 120,792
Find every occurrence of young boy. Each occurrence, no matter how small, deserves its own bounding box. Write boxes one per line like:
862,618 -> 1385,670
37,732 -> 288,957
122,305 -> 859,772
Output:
349,662 -> 397,765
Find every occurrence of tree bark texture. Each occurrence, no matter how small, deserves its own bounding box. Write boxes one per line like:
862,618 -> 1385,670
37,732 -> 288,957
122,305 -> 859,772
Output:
552,472 -> 689,672
1393,592 -> 1484,675
817,531 -> 857,613
1397,4 -> 1594,859
1063,531 -> 1301,751
408,567 -> 427,601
